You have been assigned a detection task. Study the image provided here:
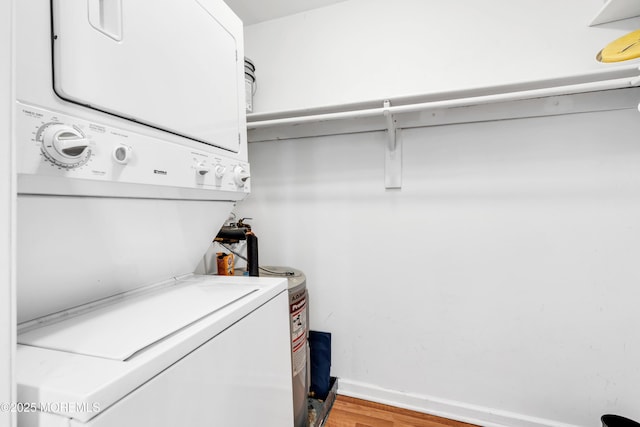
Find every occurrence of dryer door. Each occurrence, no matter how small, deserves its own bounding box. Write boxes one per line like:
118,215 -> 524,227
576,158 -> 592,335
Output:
52,0 -> 242,153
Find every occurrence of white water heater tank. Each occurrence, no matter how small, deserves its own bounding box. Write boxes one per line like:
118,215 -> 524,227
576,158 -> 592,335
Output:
258,266 -> 309,427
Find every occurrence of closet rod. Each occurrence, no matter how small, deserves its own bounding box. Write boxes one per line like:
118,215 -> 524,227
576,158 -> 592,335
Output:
247,72 -> 640,129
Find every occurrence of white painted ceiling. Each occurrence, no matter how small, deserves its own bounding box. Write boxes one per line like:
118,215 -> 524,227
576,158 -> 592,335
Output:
223,0 -> 349,25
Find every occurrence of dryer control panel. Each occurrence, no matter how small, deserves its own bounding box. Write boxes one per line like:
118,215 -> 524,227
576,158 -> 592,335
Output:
16,103 -> 250,200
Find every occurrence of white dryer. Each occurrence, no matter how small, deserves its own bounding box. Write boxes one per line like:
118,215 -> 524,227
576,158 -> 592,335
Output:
13,0 -> 295,426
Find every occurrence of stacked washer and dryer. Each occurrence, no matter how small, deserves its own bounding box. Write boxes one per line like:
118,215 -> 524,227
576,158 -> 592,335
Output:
14,1 -> 295,426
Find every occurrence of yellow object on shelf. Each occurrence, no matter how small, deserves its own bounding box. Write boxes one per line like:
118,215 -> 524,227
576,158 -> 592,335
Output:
216,252 -> 234,276
597,29 -> 640,62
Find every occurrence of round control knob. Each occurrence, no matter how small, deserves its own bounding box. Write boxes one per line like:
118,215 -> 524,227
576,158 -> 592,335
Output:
214,164 -> 226,179
39,123 -> 91,168
196,162 -> 210,176
233,165 -> 250,187
113,145 -> 132,165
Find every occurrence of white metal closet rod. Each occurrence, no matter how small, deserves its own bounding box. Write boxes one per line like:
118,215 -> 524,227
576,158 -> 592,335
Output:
247,74 -> 640,129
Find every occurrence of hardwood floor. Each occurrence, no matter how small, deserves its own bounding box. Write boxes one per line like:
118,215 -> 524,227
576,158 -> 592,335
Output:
324,395 -> 478,427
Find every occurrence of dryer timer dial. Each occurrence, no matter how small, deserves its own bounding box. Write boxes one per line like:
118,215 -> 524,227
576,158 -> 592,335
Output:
39,123 -> 91,169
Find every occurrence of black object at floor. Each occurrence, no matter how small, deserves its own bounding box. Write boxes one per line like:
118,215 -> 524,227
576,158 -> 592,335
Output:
309,330 -> 331,400
602,415 -> 640,427
307,377 -> 338,427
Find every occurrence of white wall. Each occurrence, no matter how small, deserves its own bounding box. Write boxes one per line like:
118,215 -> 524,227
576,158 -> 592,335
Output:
245,0 -> 640,114
1,0 -> 15,426
237,1 -> 640,426
238,108 -> 640,427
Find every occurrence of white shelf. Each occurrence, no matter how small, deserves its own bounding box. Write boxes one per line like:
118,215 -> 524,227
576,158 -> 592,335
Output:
590,0 -> 640,26
246,65 -> 640,190
247,65 -> 640,140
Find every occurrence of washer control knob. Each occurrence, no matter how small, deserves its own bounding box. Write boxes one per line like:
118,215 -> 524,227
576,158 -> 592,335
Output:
39,123 -> 91,168
196,162 -> 210,176
113,145 -> 132,165
233,165 -> 250,187
214,164 -> 226,179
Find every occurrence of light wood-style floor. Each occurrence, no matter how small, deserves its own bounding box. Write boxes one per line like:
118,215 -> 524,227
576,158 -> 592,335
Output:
325,395 -> 478,427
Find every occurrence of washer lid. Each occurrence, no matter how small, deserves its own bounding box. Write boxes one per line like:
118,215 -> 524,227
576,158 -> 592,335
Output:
18,282 -> 257,361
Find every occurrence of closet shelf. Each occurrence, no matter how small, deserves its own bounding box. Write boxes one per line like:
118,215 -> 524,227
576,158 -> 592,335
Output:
246,65 -> 640,142
246,65 -> 640,190
590,0 -> 640,26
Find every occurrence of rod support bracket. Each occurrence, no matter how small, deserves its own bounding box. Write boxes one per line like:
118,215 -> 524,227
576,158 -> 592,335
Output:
383,100 -> 397,152
383,100 -> 402,189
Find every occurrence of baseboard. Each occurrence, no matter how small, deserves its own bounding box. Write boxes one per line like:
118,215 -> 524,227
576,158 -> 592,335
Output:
337,378 -> 582,427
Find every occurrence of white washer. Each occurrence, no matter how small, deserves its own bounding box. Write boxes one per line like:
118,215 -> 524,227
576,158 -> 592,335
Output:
17,276 -> 293,427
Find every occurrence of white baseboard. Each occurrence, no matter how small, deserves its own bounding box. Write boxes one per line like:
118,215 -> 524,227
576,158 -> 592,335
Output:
337,378 -> 583,427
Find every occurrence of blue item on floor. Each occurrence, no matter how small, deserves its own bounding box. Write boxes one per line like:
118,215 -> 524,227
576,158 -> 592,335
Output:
309,330 -> 331,400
